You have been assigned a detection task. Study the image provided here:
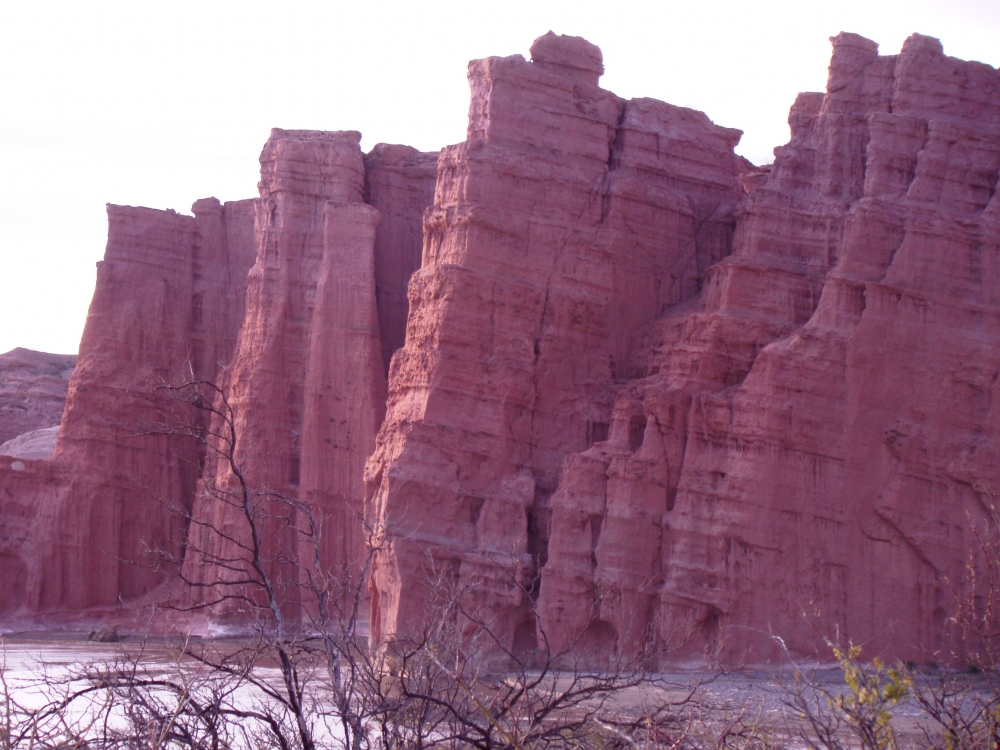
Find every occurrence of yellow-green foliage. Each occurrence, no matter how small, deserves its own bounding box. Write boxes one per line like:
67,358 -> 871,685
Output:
831,643 -> 913,750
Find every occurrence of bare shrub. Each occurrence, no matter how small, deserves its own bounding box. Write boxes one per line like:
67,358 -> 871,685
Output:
2,375 -> 726,750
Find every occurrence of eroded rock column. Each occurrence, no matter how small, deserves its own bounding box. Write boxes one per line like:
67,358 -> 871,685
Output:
367,32 -> 747,650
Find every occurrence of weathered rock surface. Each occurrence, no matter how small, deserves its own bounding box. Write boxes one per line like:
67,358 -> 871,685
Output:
300,201 -> 386,589
0,117 -> 437,618
0,426 -> 61,460
0,348 -> 76,445
183,130 -> 369,604
537,32 -> 1000,662
365,145 -> 439,374
365,32 -> 748,650
0,199 -> 258,614
183,131 -> 434,608
1,30 -> 998,667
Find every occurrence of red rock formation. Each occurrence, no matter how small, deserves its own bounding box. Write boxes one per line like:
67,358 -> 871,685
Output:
538,32 -> 1000,662
300,202 -> 386,589
0,459 -> 65,616
0,199 -> 257,615
0,348 -> 76,445
366,32 -> 747,650
0,124 -> 437,619
183,131 -> 436,609
365,145 -> 439,374
2,29 -> 998,669
183,130 -> 367,606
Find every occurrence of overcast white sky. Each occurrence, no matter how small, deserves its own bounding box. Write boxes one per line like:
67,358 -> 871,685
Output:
1,0 -> 998,356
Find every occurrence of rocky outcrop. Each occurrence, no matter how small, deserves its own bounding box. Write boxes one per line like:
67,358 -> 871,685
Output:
0,199 -> 258,614
537,32 -> 1000,662
0,348 -> 76,445
2,29 -> 998,667
0,426 -> 61,460
183,131 -> 436,608
365,32 -> 748,650
0,124 -> 437,619
183,131 -> 370,603
365,145 -> 439,374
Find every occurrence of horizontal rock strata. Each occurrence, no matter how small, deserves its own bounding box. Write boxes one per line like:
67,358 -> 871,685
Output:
0,199 -> 259,613
0,348 -> 76,445
365,32 -> 748,650
537,32 -> 1000,661
1,30 -> 998,667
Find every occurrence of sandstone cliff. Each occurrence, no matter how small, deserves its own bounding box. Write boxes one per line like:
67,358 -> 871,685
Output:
536,32 -> 1000,661
0,199 -> 258,614
365,32 -> 748,651
0,117 -> 436,616
0,348 -> 76,446
182,130 -> 437,611
1,30 -> 998,667
365,144 -> 439,374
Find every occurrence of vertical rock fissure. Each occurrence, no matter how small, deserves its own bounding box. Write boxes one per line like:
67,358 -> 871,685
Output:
600,99 -> 628,223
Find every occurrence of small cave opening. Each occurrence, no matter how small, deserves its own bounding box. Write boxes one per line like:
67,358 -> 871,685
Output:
589,514 -> 603,568
192,293 -> 204,326
587,420 -> 610,445
666,486 -> 677,512
466,496 -> 486,524
526,507 -> 550,600
700,609 -> 721,653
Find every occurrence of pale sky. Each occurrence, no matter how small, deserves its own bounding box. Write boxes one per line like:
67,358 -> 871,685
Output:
2,0 -> 998,356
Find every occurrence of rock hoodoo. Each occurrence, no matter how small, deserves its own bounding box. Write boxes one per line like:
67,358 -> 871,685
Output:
1,31 -> 998,664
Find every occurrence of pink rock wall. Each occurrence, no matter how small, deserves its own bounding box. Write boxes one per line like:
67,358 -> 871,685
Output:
0,460 -> 67,614
183,130 -> 368,605
0,122 -> 437,618
538,33 -> 1000,662
183,130 -> 437,611
365,145 -> 439,374
366,32 -> 747,649
0,349 -> 76,445
0,199 -> 257,614
299,202 -> 386,591
2,30 -> 997,667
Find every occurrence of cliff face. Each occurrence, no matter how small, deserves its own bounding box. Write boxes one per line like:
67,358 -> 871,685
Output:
183,130 -> 369,602
183,130 -> 437,607
365,145 -> 440,375
0,200 -> 258,614
537,32 -> 1000,661
0,348 -> 76,446
300,201 -> 385,588
0,123 -> 436,618
365,32 -> 747,649
1,30 -> 998,664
